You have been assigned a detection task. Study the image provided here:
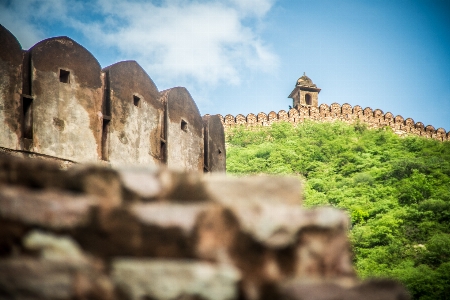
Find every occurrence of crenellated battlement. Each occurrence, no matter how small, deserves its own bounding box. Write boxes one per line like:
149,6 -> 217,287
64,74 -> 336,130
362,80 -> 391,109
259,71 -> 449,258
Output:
219,103 -> 449,141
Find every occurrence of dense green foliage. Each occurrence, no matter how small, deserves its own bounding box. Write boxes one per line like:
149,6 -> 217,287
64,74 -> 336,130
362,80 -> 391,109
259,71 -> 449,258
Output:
226,121 -> 450,299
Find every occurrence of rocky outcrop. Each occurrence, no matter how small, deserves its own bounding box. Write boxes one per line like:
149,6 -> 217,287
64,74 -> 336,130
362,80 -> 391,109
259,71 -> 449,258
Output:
0,154 -> 409,299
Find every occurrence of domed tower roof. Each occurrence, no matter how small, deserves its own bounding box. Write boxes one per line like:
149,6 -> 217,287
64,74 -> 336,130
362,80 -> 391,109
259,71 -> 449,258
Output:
288,72 -> 321,108
296,72 -> 317,88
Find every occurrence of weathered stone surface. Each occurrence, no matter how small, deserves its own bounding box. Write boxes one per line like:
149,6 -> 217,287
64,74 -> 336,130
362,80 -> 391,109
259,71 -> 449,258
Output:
161,87 -> 204,171
130,202 -> 208,235
0,230 -> 113,299
118,167 -> 210,202
280,279 -> 410,300
65,164 -> 122,208
203,174 -> 303,206
1,27 -> 23,148
112,259 -> 240,300
203,114 -> 226,173
72,202 -> 211,259
295,226 -> 355,281
0,154 -> 66,189
194,205 -> 355,299
118,167 -> 161,200
0,156 -> 410,300
29,36 -> 104,162
0,25 -> 227,171
102,61 -> 163,167
0,24 -> 23,152
0,185 -> 97,229
0,257 -> 114,300
156,169 -> 211,202
0,155 -> 121,207
23,230 -> 90,263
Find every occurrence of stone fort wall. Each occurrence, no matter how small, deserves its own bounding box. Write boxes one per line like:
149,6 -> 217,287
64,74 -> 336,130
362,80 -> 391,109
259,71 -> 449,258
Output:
0,24 -> 225,172
220,103 -> 450,141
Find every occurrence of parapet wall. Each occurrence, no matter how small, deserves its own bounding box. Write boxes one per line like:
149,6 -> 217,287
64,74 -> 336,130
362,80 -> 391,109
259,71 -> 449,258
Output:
220,103 -> 449,141
0,24 -> 225,172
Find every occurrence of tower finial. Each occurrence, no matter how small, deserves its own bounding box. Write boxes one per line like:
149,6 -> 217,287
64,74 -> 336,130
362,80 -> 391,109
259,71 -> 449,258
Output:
303,72 -> 306,76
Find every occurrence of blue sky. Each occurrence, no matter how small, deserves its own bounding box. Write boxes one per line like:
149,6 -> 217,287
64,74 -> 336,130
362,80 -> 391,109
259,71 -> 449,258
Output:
1,0 -> 449,130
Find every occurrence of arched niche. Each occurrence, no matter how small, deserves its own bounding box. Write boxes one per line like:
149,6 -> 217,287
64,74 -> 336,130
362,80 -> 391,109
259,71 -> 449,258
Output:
305,93 -> 312,105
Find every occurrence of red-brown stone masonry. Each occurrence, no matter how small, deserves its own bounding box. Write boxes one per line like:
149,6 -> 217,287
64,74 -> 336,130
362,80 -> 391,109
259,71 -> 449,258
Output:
247,113 -> 257,126
278,110 -> 288,121
384,112 -> 394,127
257,112 -> 268,126
288,108 -> 299,123
341,104 -> 353,121
221,103 -> 449,141
235,114 -> 246,125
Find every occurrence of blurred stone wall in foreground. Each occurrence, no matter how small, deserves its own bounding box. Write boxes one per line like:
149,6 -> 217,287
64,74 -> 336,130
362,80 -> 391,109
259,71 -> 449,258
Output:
0,154 -> 409,300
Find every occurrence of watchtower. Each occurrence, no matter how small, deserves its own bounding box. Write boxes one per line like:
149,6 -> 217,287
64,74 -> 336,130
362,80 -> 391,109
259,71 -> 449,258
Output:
288,73 -> 321,108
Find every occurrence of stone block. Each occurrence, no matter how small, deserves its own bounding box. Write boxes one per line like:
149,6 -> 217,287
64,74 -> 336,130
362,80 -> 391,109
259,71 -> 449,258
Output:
0,257 -> 113,300
194,204 -> 354,300
112,259 -> 240,300
118,167 -> 161,200
74,202 -> 210,259
0,154 -> 65,189
0,185 -> 97,229
203,174 -> 303,206
118,167 -> 210,202
279,279 -> 410,300
23,230 -> 89,263
65,165 -> 123,208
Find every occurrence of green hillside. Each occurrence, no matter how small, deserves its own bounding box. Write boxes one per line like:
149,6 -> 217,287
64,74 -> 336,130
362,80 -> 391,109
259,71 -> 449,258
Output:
226,121 -> 450,299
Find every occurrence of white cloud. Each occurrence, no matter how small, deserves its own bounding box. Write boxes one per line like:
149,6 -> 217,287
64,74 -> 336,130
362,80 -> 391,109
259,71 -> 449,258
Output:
83,0 -> 278,85
228,0 -> 276,18
1,0 -> 278,86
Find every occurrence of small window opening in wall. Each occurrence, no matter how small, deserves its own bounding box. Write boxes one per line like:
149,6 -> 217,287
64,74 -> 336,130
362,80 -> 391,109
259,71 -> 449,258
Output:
218,148 -> 222,155
133,95 -> 140,107
22,96 -> 33,139
181,119 -> 188,132
101,119 -> 110,161
59,69 -> 70,83
305,93 -> 312,105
